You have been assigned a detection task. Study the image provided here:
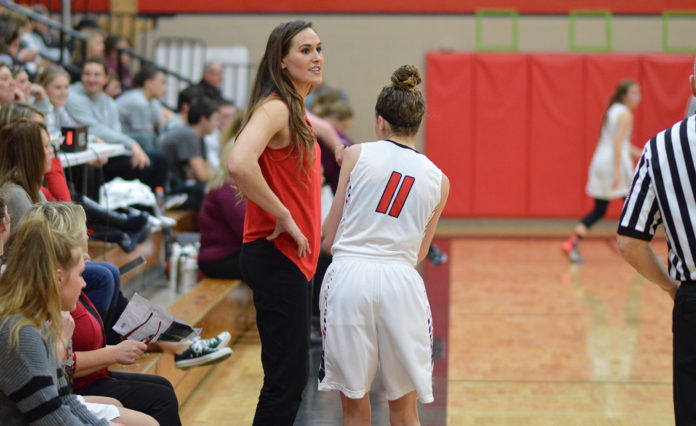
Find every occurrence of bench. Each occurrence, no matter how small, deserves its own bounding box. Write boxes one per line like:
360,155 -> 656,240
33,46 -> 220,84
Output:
109,278 -> 254,404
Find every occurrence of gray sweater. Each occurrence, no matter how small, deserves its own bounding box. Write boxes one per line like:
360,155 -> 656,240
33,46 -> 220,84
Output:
0,316 -> 108,425
64,82 -> 137,149
115,89 -> 162,135
0,182 -> 46,233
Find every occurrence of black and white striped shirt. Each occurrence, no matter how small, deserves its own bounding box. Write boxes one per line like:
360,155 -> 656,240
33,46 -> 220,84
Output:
619,114 -> 696,281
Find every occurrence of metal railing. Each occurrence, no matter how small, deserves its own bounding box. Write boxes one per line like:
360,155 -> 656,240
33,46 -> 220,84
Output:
0,0 -> 193,94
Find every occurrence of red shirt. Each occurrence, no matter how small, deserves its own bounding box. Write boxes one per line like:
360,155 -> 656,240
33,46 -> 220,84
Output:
243,131 -> 322,281
70,292 -> 112,390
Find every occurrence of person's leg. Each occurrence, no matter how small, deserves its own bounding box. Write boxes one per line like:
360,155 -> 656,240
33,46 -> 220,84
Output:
241,239 -> 309,426
387,391 -> 419,426
76,372 -> 181,426
112,406 -> 159,426
340,393 -> 370,426
563,198 -> 609,263
102,152 -> 167,191
672,284 -> 696,425
198,251 -> 243,280
82,261 -> 118,315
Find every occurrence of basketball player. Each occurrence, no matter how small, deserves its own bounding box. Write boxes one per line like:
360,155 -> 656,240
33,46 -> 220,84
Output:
318,65 -> 450,425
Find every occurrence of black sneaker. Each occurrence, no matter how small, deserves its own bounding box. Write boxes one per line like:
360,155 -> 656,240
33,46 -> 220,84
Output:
174,340 -> 233,369
193,331 -> 231,351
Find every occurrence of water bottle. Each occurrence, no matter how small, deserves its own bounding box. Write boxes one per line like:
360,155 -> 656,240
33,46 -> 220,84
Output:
155,186 -> 165,217
169,242 -> 181,291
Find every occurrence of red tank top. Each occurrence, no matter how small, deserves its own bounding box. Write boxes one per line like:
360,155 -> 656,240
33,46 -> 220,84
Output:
243,118 -> 322,281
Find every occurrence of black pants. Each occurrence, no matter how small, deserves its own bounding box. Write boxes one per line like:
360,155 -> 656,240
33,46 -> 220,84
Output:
580,198 -> 609,229
75,371 -> 181,425
198,251 -> 242,280
241,239 -> 310,426
673,283 -> 696,425
102,151 -> 168,191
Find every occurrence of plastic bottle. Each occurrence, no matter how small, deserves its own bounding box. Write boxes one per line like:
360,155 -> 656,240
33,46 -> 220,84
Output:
155,186 -> 165,217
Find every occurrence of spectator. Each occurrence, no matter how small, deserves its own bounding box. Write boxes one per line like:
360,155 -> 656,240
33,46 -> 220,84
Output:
0,119 -> 49,232
160,85 -> 204,133
11,64 -> 48,108
160,96 -> 219,211
19,4 -> 68,64
104,69 -> 122,98
0,213 -> 108,424
0,62 -> 19,105
64,58 -> 167,191
190,61 -> 223,101
116,64 -> 171,150
202,97 -> 236,169
68,28 -> 105,81
198,139 -> 245,279
35,65 -> 73,136
0,13 -> 38,66
104,34 -> 132,89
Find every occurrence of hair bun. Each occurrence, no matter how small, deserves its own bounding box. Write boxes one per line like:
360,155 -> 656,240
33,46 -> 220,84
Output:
390,65 -> 421,93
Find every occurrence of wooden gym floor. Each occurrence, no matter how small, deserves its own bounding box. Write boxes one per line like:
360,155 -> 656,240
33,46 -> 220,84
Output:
180,222 -> 675,425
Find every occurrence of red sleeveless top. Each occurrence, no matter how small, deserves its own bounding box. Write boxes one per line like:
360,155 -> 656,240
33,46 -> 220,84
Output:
243,116 -> 322,281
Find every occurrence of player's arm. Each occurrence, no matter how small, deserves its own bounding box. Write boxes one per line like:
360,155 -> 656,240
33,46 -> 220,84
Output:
322,144 -> 361,252
617,235 -> 679,299
417,173 -> 450,264
612,110 -> 633,188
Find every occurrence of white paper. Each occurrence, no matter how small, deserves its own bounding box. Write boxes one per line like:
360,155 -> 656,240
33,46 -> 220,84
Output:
112,293 -> 201,343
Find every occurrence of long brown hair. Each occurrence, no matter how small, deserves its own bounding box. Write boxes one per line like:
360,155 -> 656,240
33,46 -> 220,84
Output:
602,79 -> 637,129
0,119 -> 49,203
241,21 -> 317,172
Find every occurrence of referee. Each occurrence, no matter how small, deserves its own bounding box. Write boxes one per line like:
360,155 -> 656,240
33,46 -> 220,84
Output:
617,56 -> 696,425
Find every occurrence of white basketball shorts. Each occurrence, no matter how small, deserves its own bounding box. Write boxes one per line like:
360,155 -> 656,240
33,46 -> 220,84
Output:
317,256 -> 434,403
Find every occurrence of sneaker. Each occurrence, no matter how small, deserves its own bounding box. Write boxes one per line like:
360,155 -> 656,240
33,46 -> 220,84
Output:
193,331 -> 231,352
427,244 -> 448,266
561,237 -> 584,263
175,341 -> 233,369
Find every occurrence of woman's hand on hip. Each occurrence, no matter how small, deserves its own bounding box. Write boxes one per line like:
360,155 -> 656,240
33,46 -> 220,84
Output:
267,215 -> 311,258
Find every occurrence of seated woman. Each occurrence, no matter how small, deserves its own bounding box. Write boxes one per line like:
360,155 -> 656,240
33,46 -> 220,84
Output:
198,138 -> 245,280
0,119 -> 50,232
0,210 -> 110,424
25,202 -> 233,424
24,202 -> 181,425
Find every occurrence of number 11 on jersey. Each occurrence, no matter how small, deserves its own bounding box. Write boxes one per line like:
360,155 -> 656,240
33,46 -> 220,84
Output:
376,171 -> 415,218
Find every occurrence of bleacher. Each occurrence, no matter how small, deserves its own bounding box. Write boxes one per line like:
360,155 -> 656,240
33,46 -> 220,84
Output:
91,210 -> 254,405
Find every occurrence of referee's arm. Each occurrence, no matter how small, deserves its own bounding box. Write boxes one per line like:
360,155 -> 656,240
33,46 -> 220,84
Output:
617,235 -> 679,299
617,143 -> 679,299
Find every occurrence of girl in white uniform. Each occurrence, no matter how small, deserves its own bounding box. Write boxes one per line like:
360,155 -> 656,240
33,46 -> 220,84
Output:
562,80 -> 642,263
319,65 -> 449,425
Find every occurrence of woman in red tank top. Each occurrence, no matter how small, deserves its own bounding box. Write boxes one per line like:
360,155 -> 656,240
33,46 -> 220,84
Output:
227,20 -> 343,425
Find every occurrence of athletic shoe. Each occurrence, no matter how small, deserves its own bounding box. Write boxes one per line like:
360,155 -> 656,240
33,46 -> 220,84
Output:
427,244 -> 448,266
561,237 -> 583,263
175,340 -> 233,370
193,331 -> 231,352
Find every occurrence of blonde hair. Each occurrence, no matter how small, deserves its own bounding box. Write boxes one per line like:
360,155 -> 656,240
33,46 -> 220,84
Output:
0,216 -> 83,358
24,202 -> 88,243
207,138 -> 237,194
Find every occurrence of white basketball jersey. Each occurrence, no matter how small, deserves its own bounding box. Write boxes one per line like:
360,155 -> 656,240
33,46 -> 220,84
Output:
331,140 -> 443,265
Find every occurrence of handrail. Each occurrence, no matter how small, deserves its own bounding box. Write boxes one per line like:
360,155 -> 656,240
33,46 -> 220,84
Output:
118,46 -> 194,85
0,0 -> 84,40
2,0 -> 195,88
0,0 -> 85,64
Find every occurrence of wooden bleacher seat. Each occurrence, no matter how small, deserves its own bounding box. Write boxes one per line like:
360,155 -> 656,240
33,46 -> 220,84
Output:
109,279 -> 254,404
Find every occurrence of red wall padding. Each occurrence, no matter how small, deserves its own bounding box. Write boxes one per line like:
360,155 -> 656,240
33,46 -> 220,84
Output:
425,53 -> 694,218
